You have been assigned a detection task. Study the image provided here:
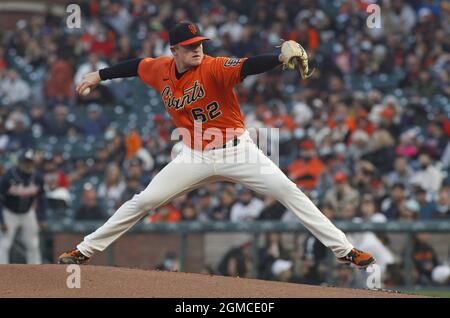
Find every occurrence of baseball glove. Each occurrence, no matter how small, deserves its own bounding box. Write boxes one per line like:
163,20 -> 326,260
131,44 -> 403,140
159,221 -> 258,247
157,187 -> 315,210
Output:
279,40 -> 315,79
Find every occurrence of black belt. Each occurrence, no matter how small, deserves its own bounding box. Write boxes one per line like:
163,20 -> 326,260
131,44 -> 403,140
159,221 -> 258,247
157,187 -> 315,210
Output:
213,136 -> 240,150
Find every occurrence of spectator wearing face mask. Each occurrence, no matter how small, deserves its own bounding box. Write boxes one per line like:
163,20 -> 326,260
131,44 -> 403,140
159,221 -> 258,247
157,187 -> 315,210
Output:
411,153 -> 444,196
381,183 -> 407,220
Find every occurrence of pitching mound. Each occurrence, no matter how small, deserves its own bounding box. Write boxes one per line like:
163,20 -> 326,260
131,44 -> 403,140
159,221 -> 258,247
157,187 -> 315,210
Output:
0,265 -> 419,298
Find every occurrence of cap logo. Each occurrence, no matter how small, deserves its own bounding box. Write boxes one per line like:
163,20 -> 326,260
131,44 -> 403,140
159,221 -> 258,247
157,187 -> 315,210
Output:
188,24 -> 197,34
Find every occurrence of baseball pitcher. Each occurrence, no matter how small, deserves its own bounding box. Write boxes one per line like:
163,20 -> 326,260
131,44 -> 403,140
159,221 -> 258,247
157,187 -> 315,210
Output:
58,22 -> 375,268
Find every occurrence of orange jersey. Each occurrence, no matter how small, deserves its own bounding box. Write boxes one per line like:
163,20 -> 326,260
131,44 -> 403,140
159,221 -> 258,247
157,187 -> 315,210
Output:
138,55 -> 248,149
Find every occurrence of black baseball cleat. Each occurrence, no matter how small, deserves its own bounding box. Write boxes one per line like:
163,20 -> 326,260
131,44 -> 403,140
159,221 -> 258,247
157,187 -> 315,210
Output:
57,248 -> 90,264
337,248 -> 376,269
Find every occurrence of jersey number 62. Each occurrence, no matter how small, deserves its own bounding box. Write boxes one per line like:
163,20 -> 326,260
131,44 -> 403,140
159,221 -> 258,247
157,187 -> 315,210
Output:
191,101 -> 222,123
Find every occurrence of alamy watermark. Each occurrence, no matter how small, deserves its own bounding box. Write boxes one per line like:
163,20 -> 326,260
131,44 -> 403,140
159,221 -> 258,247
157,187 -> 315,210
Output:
366,4 -> 381,29
365,264 -> 382,290
66,264 -> 81,289
66,4 -> 81,29
169,124 -> 280,175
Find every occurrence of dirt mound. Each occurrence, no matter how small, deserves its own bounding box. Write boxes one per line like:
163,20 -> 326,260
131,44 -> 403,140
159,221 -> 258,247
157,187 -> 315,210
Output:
0,265 -> 419,298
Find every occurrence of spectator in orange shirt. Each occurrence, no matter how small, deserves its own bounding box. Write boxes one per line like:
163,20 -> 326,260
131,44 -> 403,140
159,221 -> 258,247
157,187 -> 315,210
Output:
264,100 -> 296,131
148,204 -> 181,223
288,139 -> 325,190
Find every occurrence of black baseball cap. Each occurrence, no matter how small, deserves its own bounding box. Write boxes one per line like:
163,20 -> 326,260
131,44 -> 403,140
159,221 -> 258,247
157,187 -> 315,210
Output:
169,22 -> 209,46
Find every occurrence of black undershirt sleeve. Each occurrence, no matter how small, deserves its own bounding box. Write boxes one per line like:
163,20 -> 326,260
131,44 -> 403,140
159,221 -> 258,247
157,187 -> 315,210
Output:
99,58 -> 144,80
240,54 -> 282,77
99,55 -> 281,80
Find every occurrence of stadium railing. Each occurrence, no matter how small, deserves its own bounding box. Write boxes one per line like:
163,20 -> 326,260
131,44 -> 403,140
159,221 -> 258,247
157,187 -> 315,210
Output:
45,219 -> 450,290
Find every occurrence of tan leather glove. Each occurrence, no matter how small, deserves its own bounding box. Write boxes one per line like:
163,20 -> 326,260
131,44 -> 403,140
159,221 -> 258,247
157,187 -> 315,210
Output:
279,40 -> 315,79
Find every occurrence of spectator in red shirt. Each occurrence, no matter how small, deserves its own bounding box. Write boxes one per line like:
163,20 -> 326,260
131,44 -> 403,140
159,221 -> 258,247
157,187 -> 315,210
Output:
45,54 -> 74,106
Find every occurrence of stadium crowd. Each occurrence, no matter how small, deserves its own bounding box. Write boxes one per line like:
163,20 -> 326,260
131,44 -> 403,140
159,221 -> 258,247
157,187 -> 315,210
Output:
0,0 -> 449,286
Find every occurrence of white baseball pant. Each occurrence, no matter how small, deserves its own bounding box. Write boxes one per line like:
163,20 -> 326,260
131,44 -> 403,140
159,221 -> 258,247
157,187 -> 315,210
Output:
0,208 -> 42,264
77,130 -> 353,258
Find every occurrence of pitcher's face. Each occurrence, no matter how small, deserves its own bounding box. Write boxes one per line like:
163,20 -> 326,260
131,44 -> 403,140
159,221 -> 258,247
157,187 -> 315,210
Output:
172,42 -> 204,68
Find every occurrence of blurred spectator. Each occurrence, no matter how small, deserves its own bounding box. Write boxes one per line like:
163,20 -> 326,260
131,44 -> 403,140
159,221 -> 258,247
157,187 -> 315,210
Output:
230,188 -> 264,222
411,153 -> 443,195
180,204 -> 199,221
258,196 -> 287,220
411,233 -> 440,286
347,130 -> 371,163
124,158 -> 150,188
4,110 -> 34,151
385,156 -> 414,191
432,186 -> 450,219
384,0 -> 417,35
120,176 -> 144,204
74,183 -> 106,220
29,103 -> 48,136
316,146 -> 349,198
97,163 -> 126,209
413,186 -> 436,220
148,203 -> 181,223
423,122 -> 447,159
398,199 -> 420,221
359,193 -> 387,223
88,146 -> 110,178
210,188 -> 235,221
124,128 -> 154,170
361,130 -> 396,175
381,183 -> 407,220
80,103 -> 109,136
0,118 -> 8,154
217,241 -> 253,278
44,171 -> 71,210
396,130 -> 419,159
74,53 -> 108,86
195,190 -> 215,221
44,54 -> 74,106
106,129 -> 127,167
288,139 -> 325,190
301,234 -> 328,285
0,70 -> 31,105
383,264 -> 406,288
270,259 -> 301,283
155,251 -> 180,272
349,214 -> 396,276
42,154 -> 69,188
258,232 -> 291,280
333,265 -> 359,288
74,53 -> 113,104
323,172 -> 359,219
45,104 -> 77,136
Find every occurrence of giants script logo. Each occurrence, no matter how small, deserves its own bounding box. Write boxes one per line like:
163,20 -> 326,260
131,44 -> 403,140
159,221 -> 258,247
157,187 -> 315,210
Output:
188,24 -> 197,34
161,81 -> 205,110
